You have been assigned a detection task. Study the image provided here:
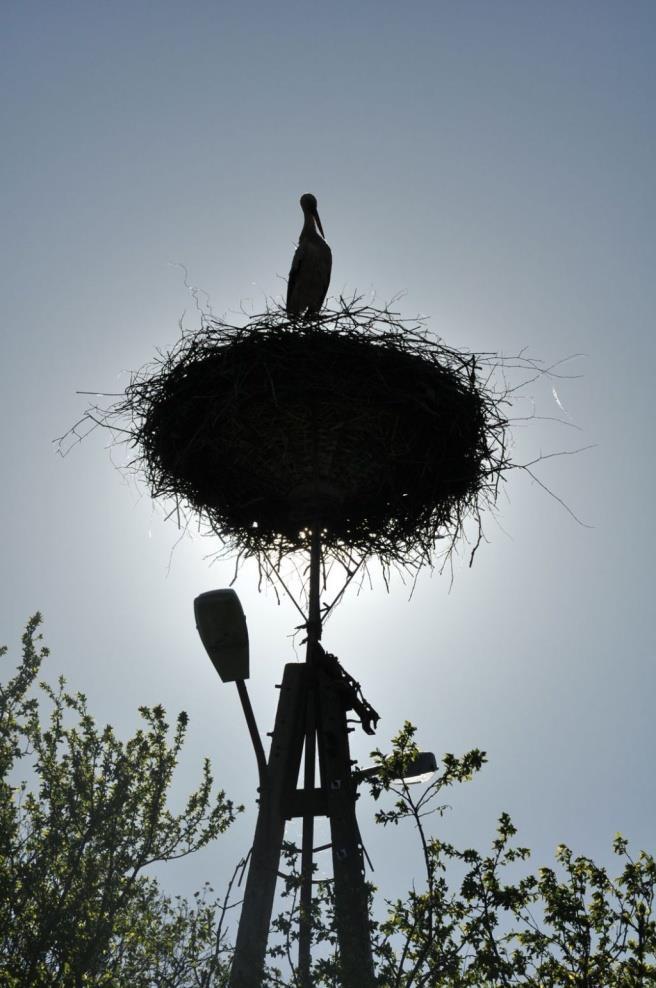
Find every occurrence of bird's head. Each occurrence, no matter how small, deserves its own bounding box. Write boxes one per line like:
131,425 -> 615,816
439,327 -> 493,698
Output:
300,193 -> 317,211
300,192 -> 325,238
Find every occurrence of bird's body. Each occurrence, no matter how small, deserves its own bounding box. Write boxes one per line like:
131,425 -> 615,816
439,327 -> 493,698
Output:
286,193 -> 332,317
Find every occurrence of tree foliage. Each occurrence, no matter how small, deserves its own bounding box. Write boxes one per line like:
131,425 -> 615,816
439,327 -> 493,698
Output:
1,619 -> 654,986
365,724 -> 656,987
0,615 -> 240,987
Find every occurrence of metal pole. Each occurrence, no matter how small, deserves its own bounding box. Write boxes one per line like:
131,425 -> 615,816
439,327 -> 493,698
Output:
298,523 -> 322,987
306,522 -> 322,648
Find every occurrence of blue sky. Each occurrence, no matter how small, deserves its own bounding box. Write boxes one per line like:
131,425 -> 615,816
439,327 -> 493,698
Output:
1,0 -> 655,917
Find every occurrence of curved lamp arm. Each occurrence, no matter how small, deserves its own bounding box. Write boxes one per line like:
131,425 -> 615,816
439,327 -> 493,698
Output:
236,680 -> 268,791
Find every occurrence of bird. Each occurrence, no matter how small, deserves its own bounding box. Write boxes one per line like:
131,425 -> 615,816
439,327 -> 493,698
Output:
286,193 -> 332,317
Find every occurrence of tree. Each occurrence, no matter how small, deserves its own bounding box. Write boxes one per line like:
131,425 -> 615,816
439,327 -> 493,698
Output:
262,726 -> 656,986
0,615 -> 240,987
1,618 -> 655,986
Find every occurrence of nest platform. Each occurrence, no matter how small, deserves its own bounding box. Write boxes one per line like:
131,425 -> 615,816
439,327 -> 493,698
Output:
96,301 -> 509,569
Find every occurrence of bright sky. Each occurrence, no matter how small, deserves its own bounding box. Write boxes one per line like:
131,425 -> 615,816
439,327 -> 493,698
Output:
1,0 -> 655,916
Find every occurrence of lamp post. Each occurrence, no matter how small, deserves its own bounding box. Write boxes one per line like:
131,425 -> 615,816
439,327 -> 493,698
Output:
194,588 -> 438,987
194,590 -> 267,788
195,589 -> 306,988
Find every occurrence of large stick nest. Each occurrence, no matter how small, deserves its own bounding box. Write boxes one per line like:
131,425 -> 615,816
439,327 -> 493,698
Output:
71,299 -> 511,571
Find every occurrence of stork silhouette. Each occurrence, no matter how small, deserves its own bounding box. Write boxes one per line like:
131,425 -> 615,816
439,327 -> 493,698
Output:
286,193 -> 332,317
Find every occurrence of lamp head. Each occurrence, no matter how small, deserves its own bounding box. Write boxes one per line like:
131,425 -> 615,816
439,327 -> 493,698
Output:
194,589 -> 249,682
397,751 -> 438,784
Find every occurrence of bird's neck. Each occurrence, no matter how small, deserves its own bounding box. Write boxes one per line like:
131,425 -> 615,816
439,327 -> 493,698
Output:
301,213 -> 320,239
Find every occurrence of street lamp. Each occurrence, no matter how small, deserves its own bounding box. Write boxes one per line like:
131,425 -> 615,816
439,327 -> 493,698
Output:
353,750 -> 438,786
194,589 -> 267,788
194,589 -> 249,681
395,751 -> 438,784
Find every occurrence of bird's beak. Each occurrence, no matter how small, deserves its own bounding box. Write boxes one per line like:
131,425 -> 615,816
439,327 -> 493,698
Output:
314,209 -> 325,239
